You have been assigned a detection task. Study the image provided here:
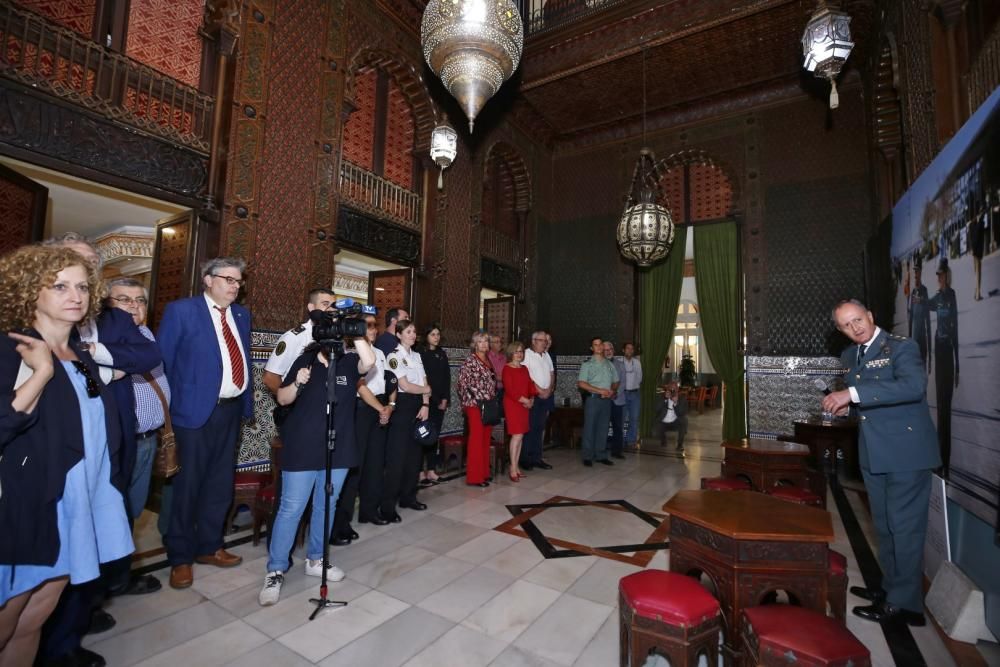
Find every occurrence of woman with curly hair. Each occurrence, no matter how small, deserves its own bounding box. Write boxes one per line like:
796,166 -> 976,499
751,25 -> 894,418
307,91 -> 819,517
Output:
456,331 -> 497,488
0,245 -> 133,666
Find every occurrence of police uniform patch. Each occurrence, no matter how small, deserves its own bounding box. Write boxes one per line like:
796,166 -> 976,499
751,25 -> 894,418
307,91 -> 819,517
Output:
275,341 -> 286,356
389,357 -> 398,370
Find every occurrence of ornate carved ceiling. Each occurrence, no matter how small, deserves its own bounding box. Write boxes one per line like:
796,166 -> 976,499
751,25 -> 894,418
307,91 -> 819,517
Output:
377,0 -> 876,146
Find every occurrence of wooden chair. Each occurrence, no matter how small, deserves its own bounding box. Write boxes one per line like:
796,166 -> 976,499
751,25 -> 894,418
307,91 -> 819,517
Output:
619,570 -> 721,667
741,605 -> 870,666
706,385 -> 719,408
692,386 -> 708,413
440,435 -> 465,473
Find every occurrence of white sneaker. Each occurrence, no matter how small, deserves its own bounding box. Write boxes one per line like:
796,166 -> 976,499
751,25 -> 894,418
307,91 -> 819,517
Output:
258,571 -> 284,606
305,558 -> 345,581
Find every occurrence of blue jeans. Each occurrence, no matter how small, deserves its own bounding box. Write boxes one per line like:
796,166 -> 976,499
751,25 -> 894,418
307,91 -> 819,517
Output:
623,390 -> 641,444
266,468 -> 348,573
128,432 -> 158,520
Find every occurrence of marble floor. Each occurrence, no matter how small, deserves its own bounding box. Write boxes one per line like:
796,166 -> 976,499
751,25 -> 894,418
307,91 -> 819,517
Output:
82,410 -> 956,667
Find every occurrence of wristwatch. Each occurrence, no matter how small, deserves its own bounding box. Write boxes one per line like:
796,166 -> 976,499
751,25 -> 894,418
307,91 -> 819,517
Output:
388,401 -> 396,407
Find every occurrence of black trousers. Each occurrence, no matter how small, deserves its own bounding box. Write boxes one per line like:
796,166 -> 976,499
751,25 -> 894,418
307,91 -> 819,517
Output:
164,398 -> 242,565
380,393 -> 422,515
334,399 -> 378,534
655,416 -> 688,448
358,403 -> 390,521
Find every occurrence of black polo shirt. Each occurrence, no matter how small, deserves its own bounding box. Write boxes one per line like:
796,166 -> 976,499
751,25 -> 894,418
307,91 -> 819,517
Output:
279,351 -> 361,471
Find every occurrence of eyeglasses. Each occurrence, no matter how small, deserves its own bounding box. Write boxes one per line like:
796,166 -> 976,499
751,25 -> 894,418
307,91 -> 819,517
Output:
111,295 -> 147,306
211,274 -> 245,287
70,359 -> 101,398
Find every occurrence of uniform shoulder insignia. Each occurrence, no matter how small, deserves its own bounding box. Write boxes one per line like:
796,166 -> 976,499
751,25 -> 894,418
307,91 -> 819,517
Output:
275,341 -> 287,356
889,334 -> 906,341
291,325 -> 305,334
388,357 -> 398,370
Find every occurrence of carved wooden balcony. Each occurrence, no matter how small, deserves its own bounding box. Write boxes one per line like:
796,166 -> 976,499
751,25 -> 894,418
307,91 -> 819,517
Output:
0,2 -> 213,154
338,160 -> 422,232
480,225 -> 520,267
523,0 -> 629,36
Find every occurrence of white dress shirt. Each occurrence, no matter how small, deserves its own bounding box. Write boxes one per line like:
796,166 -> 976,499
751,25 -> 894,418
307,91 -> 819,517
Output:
204,293 -> 248,398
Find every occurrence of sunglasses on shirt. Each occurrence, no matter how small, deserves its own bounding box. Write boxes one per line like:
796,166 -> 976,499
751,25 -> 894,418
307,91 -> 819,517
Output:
70,359 -> 101,398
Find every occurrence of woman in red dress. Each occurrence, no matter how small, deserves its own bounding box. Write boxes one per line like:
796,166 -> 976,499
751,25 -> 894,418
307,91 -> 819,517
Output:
501,341 -> 535,482
456,331 -> 497,487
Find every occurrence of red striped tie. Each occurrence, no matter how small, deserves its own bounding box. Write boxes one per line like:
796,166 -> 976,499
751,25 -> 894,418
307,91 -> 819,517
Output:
215,306 -> 245,389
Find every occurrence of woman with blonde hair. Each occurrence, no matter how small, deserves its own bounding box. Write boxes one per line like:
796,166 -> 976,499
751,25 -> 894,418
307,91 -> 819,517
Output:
0,245 -> 132,666
501,341 -> 535,482
456,331 -> 497,487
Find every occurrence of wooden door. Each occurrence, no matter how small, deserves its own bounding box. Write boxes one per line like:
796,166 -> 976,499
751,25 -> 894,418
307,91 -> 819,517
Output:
0,163 -> 47,254
483,296 -> 515,344
148,210 -> 198,331
368,268 -> 413,326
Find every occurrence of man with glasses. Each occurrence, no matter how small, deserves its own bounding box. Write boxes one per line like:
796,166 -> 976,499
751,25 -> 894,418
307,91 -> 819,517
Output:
263,288 -> 336,394
158,258 -> 253,590
522,330 -> 555,471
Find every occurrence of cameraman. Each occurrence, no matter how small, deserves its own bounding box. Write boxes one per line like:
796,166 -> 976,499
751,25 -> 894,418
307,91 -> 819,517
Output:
257,322 -> 374,606
655,380 -> 688,452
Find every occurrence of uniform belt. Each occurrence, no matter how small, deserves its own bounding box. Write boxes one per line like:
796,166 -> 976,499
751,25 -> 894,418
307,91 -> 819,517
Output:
217,396 -> 240,405
625,389 -> 640,392
135,428 -> 160,440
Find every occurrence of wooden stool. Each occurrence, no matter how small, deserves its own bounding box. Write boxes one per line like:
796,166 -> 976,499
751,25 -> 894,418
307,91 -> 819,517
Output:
489,441 -> 508,477
701,476 -> 751,491
619,570 -> 721,667
766,485 -> 823,506
742,605 -> 871,666
440,435 -> 465,473
226,471 -> 270,534
827,549 -> 848,622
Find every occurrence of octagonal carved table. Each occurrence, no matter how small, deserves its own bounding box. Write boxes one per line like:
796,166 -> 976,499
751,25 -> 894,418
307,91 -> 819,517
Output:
721,438 -> 811,492
663,490 -> 834,666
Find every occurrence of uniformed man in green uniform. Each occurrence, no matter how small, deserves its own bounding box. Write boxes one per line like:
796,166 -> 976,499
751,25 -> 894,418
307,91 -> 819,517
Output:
822,299 -> 940,626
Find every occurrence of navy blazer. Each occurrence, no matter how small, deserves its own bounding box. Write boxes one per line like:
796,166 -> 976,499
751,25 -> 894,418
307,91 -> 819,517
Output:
841,329 -> 940,474
92,307 -> 161,493
0,334 -> 124,565
157,295 -> 253,429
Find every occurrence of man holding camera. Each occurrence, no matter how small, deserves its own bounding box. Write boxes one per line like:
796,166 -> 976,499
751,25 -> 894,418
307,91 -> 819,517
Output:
655,381 -> 688,452
158,258 -> 253,590
263,288 -> 336,395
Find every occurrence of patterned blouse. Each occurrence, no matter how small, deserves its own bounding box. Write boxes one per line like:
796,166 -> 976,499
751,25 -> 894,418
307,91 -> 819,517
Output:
456,353 -> 497,408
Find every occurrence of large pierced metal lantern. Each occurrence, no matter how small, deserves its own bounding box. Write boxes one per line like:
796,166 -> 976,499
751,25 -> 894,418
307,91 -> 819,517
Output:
801,0 -> 854,109
421,0 -> 523,133
430,123 -> 458,189
617,149 -> 675,267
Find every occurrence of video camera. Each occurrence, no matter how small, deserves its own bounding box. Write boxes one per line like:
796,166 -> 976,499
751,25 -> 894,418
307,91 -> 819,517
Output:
310,298 -> 377,347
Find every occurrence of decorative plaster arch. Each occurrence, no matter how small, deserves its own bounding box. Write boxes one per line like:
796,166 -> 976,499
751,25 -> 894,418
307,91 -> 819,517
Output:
658,148 -> 740,216
345,48 -> 439,151
483,141 -> 532,214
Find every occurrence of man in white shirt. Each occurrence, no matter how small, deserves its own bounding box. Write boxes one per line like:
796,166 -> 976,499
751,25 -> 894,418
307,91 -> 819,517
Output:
262,288 -> 335,394
621,342 -> 643,447
522,330 -> 554,470
655,380 -> 688,452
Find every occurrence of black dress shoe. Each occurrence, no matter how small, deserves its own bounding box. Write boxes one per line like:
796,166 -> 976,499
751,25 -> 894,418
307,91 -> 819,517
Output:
348,528 -> 360,540
583,460 -> 593,467
597,459 -> 614,466
536,461 -> 553,470
849,585 -> 886,602
853,601 -> 926,626
401,501 -> 428,511
467,481 -> 490,488
520,463 -> 534,471
330,534 -> 352,546
382,512 -> 402,523
612,453 -> 626,459
86,609 -> 116,635
43,647 -> 107,667
359,515 -> 389,526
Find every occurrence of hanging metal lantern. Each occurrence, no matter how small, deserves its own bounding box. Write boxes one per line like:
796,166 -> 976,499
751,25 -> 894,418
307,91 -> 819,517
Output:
802,0 -> 854,109
429,123 -> 458,190
617,148 -> 675,267
421,0 -> 523,133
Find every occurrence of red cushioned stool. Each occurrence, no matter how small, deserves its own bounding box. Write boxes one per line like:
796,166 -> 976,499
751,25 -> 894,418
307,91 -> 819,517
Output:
741,605 -> 870,666
827,549 -> 848,622
440,435 -> 465,473
619,570 -> 721,667
701,476 -> 751,491
766,485 -> 823,506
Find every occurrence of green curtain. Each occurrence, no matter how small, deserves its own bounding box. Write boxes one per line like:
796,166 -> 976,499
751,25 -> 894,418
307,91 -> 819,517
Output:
639,225 -> 687,439
693,221 -> 747,441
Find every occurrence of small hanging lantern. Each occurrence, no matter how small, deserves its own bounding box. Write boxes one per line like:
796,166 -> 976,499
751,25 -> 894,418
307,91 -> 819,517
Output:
429,123 -> 458,190
802,0 -> 855,109
617,148 -> 675,267
421,0 -> 524,133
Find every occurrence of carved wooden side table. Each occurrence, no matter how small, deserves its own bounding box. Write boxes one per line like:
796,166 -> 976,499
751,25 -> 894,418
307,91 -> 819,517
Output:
721,438 -> 811,492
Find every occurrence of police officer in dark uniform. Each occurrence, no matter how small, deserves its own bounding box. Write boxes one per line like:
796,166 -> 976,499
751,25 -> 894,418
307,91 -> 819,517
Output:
929,258 -> 959,473
907,259 -> 931,370
381,319 -> 431,521
823,299 -> 940,626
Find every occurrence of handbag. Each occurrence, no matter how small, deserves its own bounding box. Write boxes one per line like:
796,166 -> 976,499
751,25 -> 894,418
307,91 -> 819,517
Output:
144,372 -> 180,478
478,397 -> 502,425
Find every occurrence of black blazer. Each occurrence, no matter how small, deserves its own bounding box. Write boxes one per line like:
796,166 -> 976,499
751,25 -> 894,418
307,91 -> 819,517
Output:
0,331 -> 124,566
420,347 -> 451,405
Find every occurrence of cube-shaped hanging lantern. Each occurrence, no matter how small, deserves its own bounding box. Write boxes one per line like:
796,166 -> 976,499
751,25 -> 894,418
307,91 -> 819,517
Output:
801,3 -> 854,80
